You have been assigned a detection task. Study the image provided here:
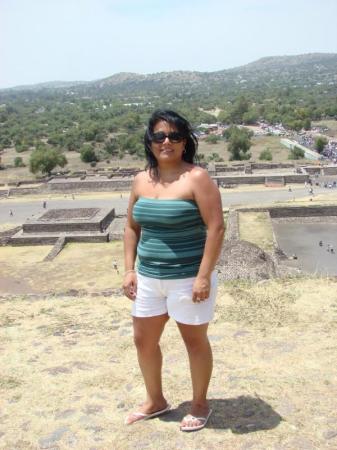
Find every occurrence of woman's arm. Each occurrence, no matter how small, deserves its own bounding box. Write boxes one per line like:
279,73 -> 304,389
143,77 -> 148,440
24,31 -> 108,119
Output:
123,176 -> 141,300
191,168 -> 225,301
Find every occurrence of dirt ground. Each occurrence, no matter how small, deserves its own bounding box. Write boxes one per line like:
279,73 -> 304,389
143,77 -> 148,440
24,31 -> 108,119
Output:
0,242 -> 123,295
1,186 -> 337,448
1,276 -> 337,449
198,135 -> 291,163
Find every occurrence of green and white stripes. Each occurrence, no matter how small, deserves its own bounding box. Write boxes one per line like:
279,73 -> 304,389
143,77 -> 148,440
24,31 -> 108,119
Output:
133,197 -> 206,279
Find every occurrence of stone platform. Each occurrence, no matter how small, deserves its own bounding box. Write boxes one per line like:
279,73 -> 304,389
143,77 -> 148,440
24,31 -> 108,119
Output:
10,207 -> 115,246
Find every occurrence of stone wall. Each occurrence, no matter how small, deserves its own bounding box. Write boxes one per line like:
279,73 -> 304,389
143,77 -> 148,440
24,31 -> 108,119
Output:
269,205 -> 337,218
7,179 -> 47,186
0,226 -> 22,246
5,187 -> 49,196
10,233 -> 109,246
48,179 -> 133,192
234,205 -> 337,217
305,166 -> 322,175
323,166 -> 337,175
101,209 -> 116,231
213,174 -> 308,185
251,163 -> 294,170
283,174 -> 309,183
23,208 -> 115,233
224,210 -> 239,240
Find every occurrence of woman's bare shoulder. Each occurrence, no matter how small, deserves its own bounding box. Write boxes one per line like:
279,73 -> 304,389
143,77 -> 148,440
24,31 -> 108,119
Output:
189,165 -> 218,195
189,165 -> 210,180
133,170 -> 150,184
134,170 -> 148,180
132,170 -> 150,193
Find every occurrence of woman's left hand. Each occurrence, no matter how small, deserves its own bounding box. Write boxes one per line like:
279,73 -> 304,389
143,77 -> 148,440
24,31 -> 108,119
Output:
192,276 -> 210,303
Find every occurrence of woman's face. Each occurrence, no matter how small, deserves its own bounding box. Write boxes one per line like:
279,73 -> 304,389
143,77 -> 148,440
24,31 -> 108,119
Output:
150,120 -> 186,164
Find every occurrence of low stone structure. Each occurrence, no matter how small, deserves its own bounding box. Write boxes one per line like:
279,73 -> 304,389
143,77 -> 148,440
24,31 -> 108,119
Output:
213,173 -> 308,186
10,207 -> 115,248
220,204 -> 337,280
48,177 -> 133,192
269,205 -> 337,218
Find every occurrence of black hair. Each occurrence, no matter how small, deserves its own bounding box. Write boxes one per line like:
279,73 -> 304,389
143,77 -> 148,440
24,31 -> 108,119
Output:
144,109 -> 198,174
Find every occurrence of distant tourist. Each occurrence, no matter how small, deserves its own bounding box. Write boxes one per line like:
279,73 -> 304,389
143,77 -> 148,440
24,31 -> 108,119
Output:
9,209 -> 13,216
319,240 -> 323,246
112,260 -> 119,274
123,109 -> 224,431
42,200 -> 47,208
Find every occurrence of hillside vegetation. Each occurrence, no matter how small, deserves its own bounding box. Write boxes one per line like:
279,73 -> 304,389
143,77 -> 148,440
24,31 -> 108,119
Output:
0,53 -> 336,176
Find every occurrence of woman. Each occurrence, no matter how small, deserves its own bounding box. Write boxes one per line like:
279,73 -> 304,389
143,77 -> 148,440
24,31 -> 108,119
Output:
123,109 -> 224,431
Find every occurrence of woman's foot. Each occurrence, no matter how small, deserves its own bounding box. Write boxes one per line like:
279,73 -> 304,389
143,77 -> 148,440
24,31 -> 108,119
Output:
125,401 -> 170,425
180,403 -> 212,431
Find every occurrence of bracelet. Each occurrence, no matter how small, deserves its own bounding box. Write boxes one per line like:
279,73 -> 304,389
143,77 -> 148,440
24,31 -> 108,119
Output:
124,269 -> 136,276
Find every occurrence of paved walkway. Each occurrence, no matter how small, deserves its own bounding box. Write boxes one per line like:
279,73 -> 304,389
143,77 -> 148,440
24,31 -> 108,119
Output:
0,187 -> 333,227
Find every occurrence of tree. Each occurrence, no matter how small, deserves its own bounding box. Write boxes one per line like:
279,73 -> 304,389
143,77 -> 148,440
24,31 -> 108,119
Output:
80,144 -> 98,163
224,126 -> 252,161
288,146 -> 305,160
217,110 -> 231,124
29,148 -> 67,175
229,96 -> 249,124
303,118 -> 311,130
314,136 -> 328,153
104,138 -> 119,156
242,109 -> 258,125
259,148 -> 273,161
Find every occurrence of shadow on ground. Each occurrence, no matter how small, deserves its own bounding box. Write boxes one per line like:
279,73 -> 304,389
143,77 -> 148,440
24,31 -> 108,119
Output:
160,395 -> 283,433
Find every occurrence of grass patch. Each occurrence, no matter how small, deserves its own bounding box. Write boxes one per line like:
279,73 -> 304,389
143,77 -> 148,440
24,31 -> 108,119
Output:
238,211 -> 275,252
313,119 -> 337,138
0,375 -> 22,389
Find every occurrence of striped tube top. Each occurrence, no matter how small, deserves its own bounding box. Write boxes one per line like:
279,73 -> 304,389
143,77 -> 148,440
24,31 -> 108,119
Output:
132,197 -> 206,279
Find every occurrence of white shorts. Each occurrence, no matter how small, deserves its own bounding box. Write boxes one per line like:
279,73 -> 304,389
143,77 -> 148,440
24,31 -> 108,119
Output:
132,271 -> 217,325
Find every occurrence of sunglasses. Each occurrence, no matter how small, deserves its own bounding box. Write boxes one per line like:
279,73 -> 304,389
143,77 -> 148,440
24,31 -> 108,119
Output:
151,131 -> 185,144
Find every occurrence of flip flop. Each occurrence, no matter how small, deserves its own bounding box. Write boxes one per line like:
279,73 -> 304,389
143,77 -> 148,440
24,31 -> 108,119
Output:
180,409 -> 213,432
125,404 -> 171,425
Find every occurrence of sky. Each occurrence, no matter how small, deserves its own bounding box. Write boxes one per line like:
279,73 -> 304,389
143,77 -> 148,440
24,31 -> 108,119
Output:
1,0 -> 337,89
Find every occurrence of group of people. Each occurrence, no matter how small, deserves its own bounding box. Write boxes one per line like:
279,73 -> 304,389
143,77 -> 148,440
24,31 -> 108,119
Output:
122,109 -> 224,431
319,241 -> 334,253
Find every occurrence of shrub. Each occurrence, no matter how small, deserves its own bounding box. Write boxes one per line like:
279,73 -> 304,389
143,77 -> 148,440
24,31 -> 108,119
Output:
288,146 -> 305,160
259,148 -> 273,161
14,156 -> 25,167
205,134 -> 220,144
80,144 -> 98,163
314,136 -> 328,153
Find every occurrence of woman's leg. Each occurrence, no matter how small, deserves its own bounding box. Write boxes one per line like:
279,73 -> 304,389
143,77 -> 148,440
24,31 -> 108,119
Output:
177,322 -> 212,427
126,313 -> 169,424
